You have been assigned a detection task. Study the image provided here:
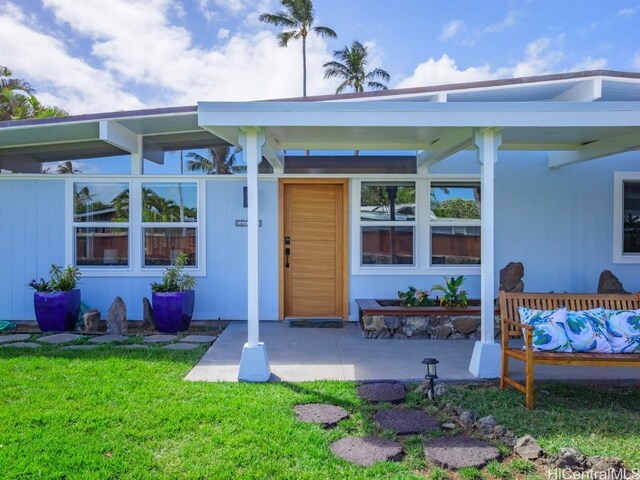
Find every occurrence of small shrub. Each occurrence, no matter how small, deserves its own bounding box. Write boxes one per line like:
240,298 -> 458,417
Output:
151,253 -> 196,292
486,460 -> 512,480
397,286 -> 434,306
509,459 -> 535,475
459,467 -> 483,480
432,275 -> 468,307
28,264 -> 80,292
427,466 -> 449,480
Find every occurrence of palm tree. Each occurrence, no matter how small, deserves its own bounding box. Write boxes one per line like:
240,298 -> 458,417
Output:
185,146 -> 245,175
56,161 -> 80,174
259,0 -> 337,97
323,40 -> 390,93
1,65 -> 67,120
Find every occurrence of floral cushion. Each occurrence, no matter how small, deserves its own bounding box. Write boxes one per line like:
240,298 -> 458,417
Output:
564,309 -> 612,353
518,307 -> 572,352
604,309 -> 640,353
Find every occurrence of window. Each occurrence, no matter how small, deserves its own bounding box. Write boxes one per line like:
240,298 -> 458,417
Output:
72,183 -> 129,266
360,182 -> 415,265
614,173 -> 640,263
429,183 -> 481,265
68,179 -> 205,275
142,183 -> 198,266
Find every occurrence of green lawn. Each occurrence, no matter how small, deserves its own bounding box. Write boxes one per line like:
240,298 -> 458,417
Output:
1,344 -> 638,479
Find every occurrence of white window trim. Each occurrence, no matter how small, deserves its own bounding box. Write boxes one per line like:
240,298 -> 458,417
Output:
65,178 -> 207,277
613,171 -> 640,264
351,176 -> 481,276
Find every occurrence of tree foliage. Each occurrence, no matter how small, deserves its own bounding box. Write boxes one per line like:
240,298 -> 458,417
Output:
323,40 -> 390,93
432,198 -> 480,219
1,65 -> 68,121
185,146 -> 244,175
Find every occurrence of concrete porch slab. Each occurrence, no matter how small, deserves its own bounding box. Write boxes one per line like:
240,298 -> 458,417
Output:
186,321 -> 640,383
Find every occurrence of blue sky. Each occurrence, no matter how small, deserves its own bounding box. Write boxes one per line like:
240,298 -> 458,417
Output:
1,0 -> 638,115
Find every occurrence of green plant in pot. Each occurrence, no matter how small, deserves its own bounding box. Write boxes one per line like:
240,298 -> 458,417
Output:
29,264 -> 81,332
398,286 -> 434,306
151,253 -> 196,333
432,275 -> 468,307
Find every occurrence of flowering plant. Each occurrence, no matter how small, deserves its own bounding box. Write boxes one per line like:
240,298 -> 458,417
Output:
398,286 -> 434,307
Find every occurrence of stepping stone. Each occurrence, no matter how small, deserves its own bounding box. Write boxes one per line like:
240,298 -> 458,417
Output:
38,333 -> 82,344
0,334 -> 31,343
424,436 -> 501,469
330,436 -> 403,466
180,335 -> 215,343
117,344 -> 149,350
143,334 -> 178,343
357,383 -> 406,403
294,404 -> 350,428
88,334 -> 129,344
373,408 -> 440,435
163,343 -> 199,350
0,342 -> 42,349
63,345 -> 98,350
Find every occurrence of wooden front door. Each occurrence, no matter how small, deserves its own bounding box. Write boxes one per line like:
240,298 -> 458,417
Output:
279,179 -> 348,319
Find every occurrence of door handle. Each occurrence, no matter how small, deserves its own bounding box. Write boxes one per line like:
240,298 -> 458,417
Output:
284,247 -> 290,268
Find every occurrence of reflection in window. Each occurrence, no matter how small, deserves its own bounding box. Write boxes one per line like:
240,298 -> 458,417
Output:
75,228 -> 128,266
624,181 -> 640,254
144,228 -> 196,266
142,183 -> 197,222
431,226 -> 480,265
362,226 -> 414,265
361,182 -> 415,221
429,182 -> 481,266
41,155 -> 131,175
74,183 -> 129,222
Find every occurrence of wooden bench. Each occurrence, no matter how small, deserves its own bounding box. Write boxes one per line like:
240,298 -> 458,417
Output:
499,291 -> 640,409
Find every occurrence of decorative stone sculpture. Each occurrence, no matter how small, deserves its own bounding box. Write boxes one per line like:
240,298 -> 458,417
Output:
106,297 -> 127,335
142,297 -> 155,330
83,309 -> 100,332
597,270 -> 629,294
499,262 -> 525,292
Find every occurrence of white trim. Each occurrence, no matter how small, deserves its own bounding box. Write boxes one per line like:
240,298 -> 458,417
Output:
613,171 -> 640,264
65,178 -> 207,276
351,175 -> 482,276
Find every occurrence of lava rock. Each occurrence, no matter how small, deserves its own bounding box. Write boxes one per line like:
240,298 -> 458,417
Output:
475,416 -> 497,436
357,383 -> 406,403
373,408 -> 440,435
499,262 -> 525,292
548,447 -> 588,471
514,435 -> 543,460
106,297 -> 127,335
587,456 -> 625,476
330,436 -> 403,466
424,436 -> 501,469
597,270 -> 629,294
83,309 -> 100,332
142,297 -> 155,330
294,404 -> 350,428
458,410 -> 479,429
453,317 -> 480,335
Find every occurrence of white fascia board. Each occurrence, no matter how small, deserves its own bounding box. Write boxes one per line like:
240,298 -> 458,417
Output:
198,101 -> 640,128
417,128 -> 473,172
553,78 -> 602,101
99,120 -> 140,153
549,131 -> 640,168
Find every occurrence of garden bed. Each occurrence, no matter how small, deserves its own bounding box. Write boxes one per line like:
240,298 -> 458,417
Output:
356,299 -> 500,339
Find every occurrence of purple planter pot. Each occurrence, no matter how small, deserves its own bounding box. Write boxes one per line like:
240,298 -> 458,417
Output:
33,289 -> 81,332
152,291 -> 195,333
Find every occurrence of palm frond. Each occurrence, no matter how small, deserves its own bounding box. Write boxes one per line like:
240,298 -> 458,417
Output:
277,30 -> 299,47
365,81 -> 388,91
365,68 -> 391,82
312,25 -> 337,38
258,12 -> 297,29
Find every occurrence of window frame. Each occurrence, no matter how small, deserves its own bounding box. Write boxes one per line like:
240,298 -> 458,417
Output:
613,172 -> 640,264
65,177 -> 207,276
351,176 -> 481,276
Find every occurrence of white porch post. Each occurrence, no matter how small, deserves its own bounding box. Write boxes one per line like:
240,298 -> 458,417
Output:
469,128 -> 502,378
237,127 -> 271,382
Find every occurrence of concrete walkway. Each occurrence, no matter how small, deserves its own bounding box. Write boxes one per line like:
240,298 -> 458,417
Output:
186,321 -> 640,383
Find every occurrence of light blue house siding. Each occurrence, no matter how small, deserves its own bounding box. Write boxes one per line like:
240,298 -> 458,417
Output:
0,150 -> 638,322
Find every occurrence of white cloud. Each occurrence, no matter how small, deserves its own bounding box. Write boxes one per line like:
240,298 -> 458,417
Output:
510,37 -> 564,77
617,7 -> 638,17
217,28 -> 230,39
481,9 -> 520,34
438,20 -> 465,41
570,56 -> 607,71
397,54 -> 497,88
